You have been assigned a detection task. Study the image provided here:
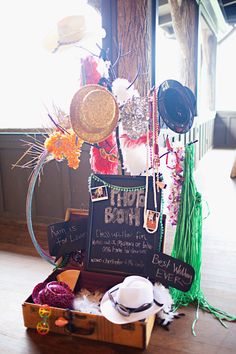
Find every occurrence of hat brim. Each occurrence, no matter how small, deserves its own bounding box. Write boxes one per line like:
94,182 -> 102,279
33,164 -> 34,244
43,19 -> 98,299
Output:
70,84 -> 119,143
158,80 -> 195,134
43,26 -> 91,53
183,86 -> 197,116
100,283 -> 163,325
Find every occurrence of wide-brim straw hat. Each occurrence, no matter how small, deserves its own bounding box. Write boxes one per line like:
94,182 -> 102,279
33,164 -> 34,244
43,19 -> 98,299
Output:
70,84 -> 119,143
158,80 -> 196,134
44,9 -> 105,53
100,276 -> 163,324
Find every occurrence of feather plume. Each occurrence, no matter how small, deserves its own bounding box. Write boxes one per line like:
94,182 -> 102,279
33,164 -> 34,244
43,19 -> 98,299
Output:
120,134 -> 147,175
81,55 -> 101,85
90,133 -> 118,174
73,288 -> 104,315
154,283 -> 184,329
112,78 -> 138,105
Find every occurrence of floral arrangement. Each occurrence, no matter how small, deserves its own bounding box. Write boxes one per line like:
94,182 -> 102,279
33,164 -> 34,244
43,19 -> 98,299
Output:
44,129 -> 84,170
166,145 -> 185,226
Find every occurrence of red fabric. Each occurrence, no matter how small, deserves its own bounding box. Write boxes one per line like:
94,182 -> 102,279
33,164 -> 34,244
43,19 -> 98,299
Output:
165,136 -> 173,152
81,56 -> 101,85
90,133 -> 118,174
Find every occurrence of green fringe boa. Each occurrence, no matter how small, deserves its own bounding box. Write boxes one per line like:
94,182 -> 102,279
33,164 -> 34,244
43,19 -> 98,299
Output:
170,144 -> 236,335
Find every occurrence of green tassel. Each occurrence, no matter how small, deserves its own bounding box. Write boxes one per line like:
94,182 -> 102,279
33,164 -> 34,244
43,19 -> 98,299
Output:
171,144 -> 236,334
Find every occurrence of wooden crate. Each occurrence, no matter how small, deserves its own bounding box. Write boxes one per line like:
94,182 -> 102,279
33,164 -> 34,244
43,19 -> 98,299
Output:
22,270 -> 155,349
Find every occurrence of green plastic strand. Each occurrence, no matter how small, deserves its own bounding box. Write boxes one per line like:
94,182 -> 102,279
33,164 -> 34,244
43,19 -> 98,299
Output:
171,144 -> 236,334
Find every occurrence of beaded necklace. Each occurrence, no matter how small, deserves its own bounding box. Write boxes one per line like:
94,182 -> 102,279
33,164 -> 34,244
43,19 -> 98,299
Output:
88,174 -> 146,192
143,89 -> 160,234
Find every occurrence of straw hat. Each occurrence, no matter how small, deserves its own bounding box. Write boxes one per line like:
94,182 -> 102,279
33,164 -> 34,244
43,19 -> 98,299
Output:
44,11 -> 105,53
158,80 -> 196,134
70,84 -> 119,143
100,276 -> 163,324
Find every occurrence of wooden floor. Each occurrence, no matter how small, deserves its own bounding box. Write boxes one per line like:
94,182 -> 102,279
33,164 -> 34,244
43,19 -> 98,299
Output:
0,149 -> 236,354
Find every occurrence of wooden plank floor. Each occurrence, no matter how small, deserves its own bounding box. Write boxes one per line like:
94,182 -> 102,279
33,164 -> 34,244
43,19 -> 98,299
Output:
0,149 -> 236,354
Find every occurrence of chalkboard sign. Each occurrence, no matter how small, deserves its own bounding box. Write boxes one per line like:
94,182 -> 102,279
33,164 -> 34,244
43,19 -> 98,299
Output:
86,174 -> 165,276
149,253 -> 195,292
47,217 -> 87,259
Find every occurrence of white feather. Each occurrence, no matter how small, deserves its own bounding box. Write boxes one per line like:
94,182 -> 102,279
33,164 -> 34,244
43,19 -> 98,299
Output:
154,283 -> 182,327
97,58 -> 110,78
112,78 -> 138,105
73,289 -> 104,315
154,283 -> 173,312
122,144 -> 146,175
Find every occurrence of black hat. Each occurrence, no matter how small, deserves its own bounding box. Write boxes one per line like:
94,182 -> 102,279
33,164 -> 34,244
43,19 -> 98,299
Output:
158,80 -> 196,134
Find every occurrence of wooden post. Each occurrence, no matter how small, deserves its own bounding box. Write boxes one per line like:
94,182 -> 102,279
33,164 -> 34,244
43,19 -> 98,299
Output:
168,0 -> 199,96
102,0 -> 153,96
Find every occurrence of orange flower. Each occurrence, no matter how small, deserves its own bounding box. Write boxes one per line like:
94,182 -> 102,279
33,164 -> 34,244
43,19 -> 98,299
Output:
44,129 -> 84,169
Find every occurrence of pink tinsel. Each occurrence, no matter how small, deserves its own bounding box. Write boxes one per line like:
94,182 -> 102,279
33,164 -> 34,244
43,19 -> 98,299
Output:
90,133 -> 118,174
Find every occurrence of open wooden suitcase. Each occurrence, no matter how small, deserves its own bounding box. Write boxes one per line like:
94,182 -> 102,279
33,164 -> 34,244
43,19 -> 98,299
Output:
22,270 -> 156,349
22,175 -> 166,349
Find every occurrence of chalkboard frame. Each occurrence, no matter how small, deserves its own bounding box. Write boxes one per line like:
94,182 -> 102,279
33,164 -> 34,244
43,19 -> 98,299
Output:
47,208 -> 89,260
85,174 -> 165,276
65,208 -> 89,222
149,252 -> 195,292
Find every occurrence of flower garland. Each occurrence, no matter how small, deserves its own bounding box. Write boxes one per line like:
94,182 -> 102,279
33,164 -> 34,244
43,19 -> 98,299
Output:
166,146 -> 185,226
44,129 -> 84,169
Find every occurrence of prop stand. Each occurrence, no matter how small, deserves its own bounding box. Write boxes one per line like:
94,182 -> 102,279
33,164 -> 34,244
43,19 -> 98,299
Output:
26,150 -> 55,265
171,144 -> 236,335
115,125 -> 125,175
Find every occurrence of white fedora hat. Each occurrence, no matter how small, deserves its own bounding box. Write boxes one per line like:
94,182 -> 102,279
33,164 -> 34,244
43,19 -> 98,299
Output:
100,276 -> 163,324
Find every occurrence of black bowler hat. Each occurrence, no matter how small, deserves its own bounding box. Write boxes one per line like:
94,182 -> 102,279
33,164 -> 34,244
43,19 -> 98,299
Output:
158,80 -> 196,134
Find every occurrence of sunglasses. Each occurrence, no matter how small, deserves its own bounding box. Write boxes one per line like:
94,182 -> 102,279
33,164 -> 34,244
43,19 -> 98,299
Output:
37,305 -> 52,336
108,288 -> 153,317
99,148 -> 117,163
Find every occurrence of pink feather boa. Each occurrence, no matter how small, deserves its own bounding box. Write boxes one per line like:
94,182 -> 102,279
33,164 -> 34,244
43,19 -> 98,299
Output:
90,133 -> 118,174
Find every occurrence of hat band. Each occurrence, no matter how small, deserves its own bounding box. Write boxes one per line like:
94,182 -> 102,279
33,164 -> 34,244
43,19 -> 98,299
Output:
108,289 -> 153,317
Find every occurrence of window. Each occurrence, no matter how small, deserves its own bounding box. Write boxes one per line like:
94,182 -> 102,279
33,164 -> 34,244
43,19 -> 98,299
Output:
198,15 -> 217,115
216,30 -> 236,111
0,0 -> 102,129
155,27 -> 182,87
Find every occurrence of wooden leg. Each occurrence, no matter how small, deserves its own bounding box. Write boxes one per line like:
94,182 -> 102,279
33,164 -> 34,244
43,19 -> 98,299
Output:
230,156 -> 236,178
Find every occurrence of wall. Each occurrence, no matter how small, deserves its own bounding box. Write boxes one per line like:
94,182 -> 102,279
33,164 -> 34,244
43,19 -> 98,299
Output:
213,111 -> 236,148
0,134 -> 92,255
161,114 -> 215,167
0,134 -> 91,222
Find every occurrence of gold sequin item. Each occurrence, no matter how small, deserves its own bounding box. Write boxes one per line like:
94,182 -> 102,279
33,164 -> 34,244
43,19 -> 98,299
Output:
70,84 -> 119,143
